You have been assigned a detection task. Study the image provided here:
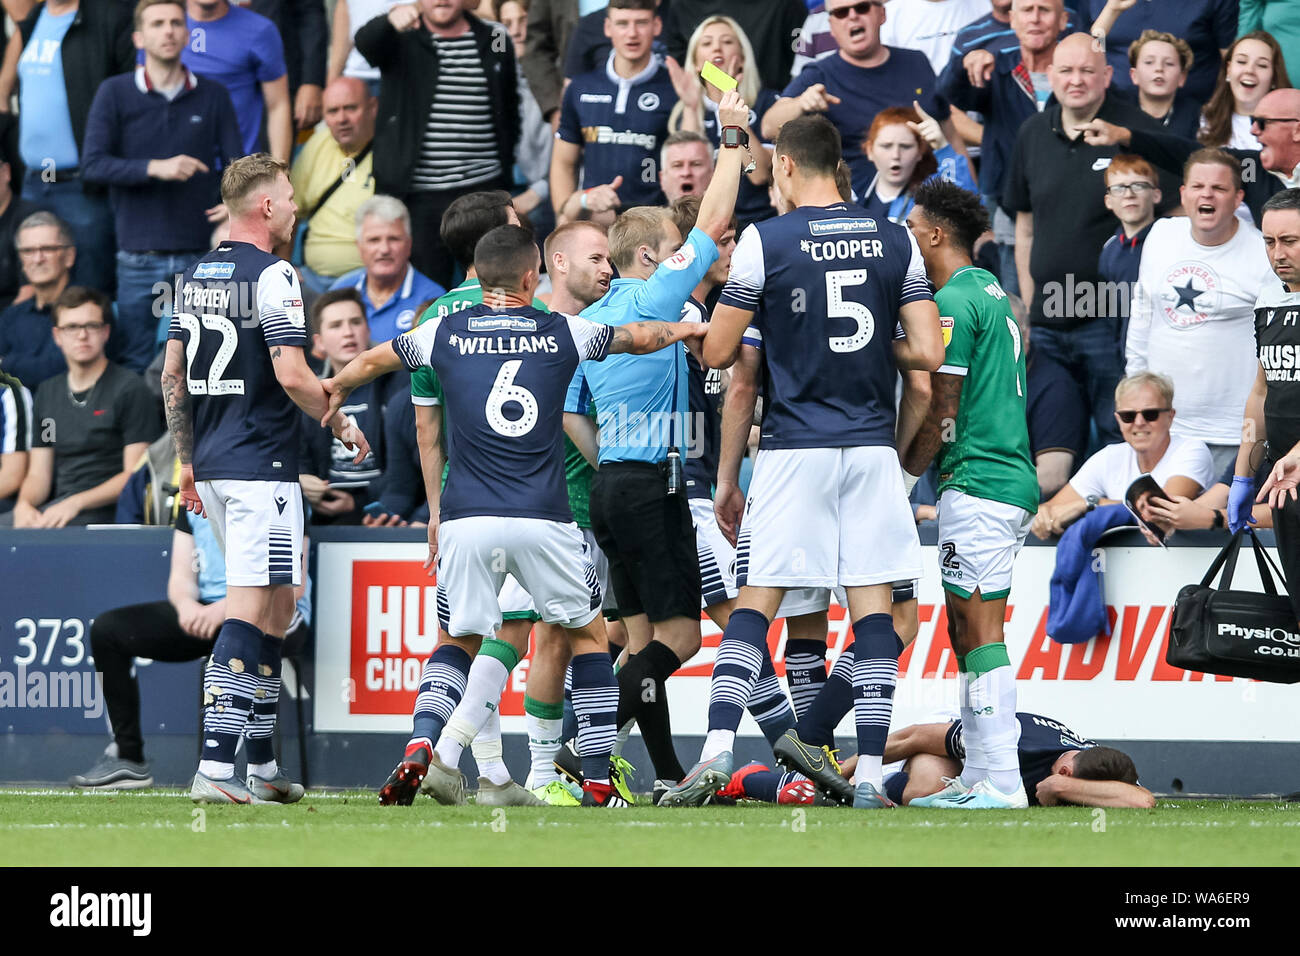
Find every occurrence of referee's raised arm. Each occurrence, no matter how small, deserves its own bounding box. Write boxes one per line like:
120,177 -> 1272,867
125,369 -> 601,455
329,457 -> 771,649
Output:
692,90 -> 753,242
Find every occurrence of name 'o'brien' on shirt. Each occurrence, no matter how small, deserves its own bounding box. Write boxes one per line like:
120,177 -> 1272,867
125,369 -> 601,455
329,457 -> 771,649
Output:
718,203 -> 933,451
167,241 -> 308,482
392,303 -> 613,523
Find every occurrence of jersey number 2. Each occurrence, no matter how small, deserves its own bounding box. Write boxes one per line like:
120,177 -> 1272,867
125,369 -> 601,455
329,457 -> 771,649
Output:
486,360 -> 538,437
826,270 -> 875,353
176,312 -> 245,395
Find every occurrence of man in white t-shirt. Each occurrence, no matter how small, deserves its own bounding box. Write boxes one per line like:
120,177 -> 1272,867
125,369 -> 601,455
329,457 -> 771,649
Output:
1126,149 -> 1274,476
879,0 -> 989,74
1031,371 -> 1216,539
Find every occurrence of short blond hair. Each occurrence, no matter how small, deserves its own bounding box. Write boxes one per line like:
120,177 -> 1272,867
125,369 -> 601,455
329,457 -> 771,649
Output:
608,207 -> 671,272
221,154 -> 288,217
544,219 -> 606,267
1128,29 -> 1193,73
1116,371 -> 1174,408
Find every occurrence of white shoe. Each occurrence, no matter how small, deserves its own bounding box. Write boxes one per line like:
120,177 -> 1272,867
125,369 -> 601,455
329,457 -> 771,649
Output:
908,776 -> 969,808
934,778 -> 1029,810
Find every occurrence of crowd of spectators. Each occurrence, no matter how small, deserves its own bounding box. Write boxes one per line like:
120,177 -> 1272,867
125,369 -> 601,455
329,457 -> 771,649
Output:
0,0 -> 1292,548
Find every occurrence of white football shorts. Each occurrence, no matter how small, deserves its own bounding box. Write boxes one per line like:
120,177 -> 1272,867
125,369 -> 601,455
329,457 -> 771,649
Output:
196,478 -> 303,587
737,446 -> 922,588
690,497 -> 739,609
935,489 -> 1033,600
437,515 -> 602,638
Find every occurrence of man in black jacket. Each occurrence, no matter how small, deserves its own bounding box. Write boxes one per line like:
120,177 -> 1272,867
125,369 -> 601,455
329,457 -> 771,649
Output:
355,0 -> 519,288
2,0 -> 135,295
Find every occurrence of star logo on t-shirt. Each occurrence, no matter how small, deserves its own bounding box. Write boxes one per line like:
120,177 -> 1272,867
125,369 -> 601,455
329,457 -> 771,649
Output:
1160,261 -> 1219,329
1172,278 -> 1202,312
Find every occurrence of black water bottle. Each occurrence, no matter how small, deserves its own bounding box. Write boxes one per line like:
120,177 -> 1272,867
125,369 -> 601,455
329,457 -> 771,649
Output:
665,446 -> 684,496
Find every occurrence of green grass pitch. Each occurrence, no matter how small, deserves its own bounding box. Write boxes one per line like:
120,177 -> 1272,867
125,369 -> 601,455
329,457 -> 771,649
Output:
2,790 -> 1298,866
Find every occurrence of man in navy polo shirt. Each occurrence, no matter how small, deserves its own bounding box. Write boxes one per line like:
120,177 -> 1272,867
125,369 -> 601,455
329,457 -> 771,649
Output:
763,0 -> 958,200
329,196 -> 444,343
83,0 -> 243,373
551,0 -> 677,218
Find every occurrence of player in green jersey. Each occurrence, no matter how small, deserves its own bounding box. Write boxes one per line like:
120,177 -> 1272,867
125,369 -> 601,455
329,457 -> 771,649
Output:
902,181 -> 1038,810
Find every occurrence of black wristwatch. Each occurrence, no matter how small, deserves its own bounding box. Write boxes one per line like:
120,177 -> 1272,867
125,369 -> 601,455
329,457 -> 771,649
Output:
1212,509 -> 1225,529
1085,494 -> 1100,512
720,125 -> 750,148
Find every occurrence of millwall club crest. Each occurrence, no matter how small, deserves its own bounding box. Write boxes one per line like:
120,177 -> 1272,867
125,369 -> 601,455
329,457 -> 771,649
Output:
637,92 -> 660,111
1160,261 -> 1220,329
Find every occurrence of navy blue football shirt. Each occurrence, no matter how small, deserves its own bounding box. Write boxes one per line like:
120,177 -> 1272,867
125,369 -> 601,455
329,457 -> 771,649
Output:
168,241 -> 309,481
680,295 -> 721,500
718,203 -> 933,449
392,303 -> 613,522
947,712 -> 1100,806
781,48 -> 946,200
557,52 -> 676,208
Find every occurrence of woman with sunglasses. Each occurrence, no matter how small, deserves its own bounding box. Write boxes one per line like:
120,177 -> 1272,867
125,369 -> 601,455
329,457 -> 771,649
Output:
1030,372 -> 1216,539
1198,32 -> 1291,151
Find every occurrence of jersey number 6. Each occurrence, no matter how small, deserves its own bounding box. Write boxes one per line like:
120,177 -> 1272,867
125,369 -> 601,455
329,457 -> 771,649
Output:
486,360 -> 539,437
826,270 -> 875,353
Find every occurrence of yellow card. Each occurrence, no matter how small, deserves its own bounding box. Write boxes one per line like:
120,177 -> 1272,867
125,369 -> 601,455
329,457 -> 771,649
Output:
700,60 -> 738,92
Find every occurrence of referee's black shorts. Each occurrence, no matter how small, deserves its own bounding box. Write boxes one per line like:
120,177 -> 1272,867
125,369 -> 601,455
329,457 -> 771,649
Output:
1272,497 -> 1300,622
590,462 -> 701,622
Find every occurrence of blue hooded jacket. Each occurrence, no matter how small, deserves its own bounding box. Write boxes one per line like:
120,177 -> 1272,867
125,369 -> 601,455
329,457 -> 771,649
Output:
1047,504 -> 1134,645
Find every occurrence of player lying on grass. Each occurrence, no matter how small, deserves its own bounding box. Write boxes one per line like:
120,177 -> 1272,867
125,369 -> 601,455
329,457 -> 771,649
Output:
721,712 -> 1155,808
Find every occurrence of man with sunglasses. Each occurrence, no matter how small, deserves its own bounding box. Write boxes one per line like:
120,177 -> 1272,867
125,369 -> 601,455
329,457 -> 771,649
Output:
1031,371 -> 1215,539
1126,149 -> 1274,477
1078,88 -> 1300,224
764,0 -> 958,200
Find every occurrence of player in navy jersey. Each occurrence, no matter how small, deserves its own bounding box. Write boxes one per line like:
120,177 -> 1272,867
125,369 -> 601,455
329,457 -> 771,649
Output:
322,225 -> 708,806
897,713 -> 1153,808
551,0 -> 678,219
663,193 -> 812,754
727,713 -> 1154,808
661,114 -> 944,808
161,154 -> 369,805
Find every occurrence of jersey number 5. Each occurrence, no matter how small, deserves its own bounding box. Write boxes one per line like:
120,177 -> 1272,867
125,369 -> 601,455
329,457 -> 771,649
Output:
176,312 -> 245,395
826,270 -> 875,353
486,360 -> 539,437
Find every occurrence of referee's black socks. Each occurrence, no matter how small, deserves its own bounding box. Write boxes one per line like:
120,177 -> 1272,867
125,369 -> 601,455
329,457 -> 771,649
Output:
616,641 -> 686,782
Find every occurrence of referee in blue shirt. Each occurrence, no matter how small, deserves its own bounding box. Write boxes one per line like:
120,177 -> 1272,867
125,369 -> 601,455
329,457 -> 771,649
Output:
565,89 -> 752,788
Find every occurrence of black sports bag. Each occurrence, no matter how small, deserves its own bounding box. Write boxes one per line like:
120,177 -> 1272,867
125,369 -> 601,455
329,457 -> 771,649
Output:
1168,529 -> 1300,683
